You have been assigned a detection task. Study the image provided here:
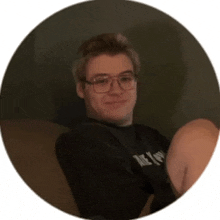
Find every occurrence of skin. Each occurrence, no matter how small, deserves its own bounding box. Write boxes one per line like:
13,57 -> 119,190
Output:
76,53 -> 155,216
76,54 -> 219,215
76,53 -> 137,127
139,119 -> 219,216
166,119 -> 219,197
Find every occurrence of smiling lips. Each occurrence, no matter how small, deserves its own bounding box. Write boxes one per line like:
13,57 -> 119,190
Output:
105,100 -> 127,105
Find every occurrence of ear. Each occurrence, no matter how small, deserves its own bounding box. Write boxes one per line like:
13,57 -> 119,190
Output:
76,82 -> 85,99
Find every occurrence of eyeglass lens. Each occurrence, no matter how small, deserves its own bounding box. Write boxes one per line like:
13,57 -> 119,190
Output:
93,75 -> 136,93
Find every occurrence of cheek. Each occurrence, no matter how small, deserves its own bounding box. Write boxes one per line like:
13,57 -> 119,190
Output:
129,90 -> 137,106
84,89 -> 137,115
85,91 -> 105,111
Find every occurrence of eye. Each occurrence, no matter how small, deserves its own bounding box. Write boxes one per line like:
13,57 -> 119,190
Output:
120,75 -> 133,82
94,77 -> 109,85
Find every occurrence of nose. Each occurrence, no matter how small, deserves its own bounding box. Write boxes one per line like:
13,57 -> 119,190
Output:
109,78 -> 123,94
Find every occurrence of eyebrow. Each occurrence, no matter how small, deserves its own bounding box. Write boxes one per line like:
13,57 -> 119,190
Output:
92,70 -> 134,78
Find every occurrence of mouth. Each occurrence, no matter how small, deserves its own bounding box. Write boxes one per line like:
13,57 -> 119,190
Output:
105,100 -> 127,104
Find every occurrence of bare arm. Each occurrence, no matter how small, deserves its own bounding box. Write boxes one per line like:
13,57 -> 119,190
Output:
166,119 -> 219,196
139,194 -> 154,217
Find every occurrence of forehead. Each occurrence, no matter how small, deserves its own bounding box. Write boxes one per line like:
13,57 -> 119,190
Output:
86,53 -> 134,78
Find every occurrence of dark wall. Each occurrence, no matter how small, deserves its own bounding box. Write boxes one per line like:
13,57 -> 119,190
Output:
1,1 -> 219,138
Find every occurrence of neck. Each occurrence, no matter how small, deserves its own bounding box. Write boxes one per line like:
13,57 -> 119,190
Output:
86,114 -> 133,127
114,118 -> 133,127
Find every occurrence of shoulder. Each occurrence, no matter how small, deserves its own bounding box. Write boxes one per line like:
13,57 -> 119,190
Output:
135,123 -> 171,151
134,123 -> 157,133
134,124 -> 164,138
57,122 -> 111,141
55,129 -> 80,153
55,122 -> 115,152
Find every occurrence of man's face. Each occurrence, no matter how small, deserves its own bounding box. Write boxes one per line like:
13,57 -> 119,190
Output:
77,53 -> 137,126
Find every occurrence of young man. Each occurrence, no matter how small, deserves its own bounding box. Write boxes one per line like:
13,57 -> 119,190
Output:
56,33 -> 176,220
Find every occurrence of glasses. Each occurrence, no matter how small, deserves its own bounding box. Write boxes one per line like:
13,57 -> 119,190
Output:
82,72 -> 138,93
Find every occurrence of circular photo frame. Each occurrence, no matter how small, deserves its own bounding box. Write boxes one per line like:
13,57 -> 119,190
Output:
1,1 -> 220,220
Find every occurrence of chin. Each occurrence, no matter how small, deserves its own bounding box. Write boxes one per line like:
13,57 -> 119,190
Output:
102,111 -> 132,125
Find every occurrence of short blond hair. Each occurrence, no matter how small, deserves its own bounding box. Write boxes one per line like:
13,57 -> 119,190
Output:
72,33 -> 140,84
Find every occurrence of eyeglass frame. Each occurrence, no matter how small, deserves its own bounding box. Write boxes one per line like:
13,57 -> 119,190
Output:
80,71 -> 139,94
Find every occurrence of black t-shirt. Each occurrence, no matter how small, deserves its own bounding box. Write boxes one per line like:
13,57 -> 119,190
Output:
55,118 -> 176,220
